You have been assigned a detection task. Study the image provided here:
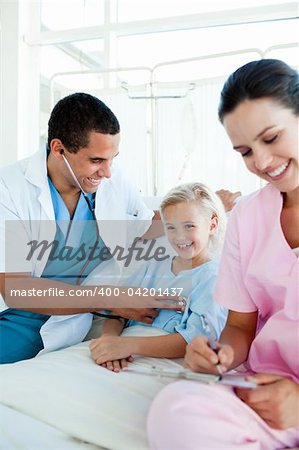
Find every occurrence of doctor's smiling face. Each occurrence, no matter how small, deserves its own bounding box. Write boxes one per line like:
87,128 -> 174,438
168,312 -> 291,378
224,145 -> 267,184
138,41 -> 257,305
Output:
47,92 -> 120,195
223,97 -> 299,196
58,131 -> 120,194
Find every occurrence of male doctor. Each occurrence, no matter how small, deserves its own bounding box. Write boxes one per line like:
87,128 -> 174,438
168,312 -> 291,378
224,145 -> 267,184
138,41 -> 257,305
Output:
0,93 -> 183,363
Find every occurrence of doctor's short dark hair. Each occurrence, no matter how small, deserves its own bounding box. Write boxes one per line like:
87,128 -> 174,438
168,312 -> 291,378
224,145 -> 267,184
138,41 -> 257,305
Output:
218,59 -> 299,122
47,92 -> 120,153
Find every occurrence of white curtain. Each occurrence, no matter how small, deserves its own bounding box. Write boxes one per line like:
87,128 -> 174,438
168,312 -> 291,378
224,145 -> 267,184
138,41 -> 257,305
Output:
155,78 -> 260,196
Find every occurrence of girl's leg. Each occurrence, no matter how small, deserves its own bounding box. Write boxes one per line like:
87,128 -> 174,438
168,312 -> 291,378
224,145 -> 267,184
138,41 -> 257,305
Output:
147,380 -> 299,450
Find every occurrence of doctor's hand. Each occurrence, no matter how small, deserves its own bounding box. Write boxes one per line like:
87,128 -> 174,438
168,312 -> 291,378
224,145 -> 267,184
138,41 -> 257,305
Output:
109,293 -> 185,324
95,288 -> 185,317
235,374 -> 299,429
216,189 -> 241,212
184,335 -> 234,374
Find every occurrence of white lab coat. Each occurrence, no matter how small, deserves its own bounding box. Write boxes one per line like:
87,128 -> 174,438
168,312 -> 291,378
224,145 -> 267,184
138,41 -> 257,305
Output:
0,149 -> 153,353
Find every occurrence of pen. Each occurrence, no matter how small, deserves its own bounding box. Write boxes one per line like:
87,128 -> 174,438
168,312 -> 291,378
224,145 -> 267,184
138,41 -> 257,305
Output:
199,314 -> 224,376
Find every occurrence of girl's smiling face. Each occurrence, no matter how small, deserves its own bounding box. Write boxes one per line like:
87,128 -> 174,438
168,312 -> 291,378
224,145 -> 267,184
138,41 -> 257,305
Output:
162,201 -> 218,267
223,98 -> 299,196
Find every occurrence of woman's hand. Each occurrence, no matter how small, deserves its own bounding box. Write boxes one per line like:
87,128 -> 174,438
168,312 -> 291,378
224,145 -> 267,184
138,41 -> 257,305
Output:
184,335 -> 234,374
90,335 -> 136,365
235,374 -> 299,429
100,356 -> 134,372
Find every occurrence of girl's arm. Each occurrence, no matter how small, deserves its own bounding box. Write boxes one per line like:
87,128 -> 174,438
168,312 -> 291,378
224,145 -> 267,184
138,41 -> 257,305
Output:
124,333 -> 187,358
90,332 -> 187,366
101,318 -> 126,337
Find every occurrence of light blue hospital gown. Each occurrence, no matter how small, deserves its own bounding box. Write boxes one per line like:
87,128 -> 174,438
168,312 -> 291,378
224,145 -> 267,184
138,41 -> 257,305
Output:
125,257 -> 227,342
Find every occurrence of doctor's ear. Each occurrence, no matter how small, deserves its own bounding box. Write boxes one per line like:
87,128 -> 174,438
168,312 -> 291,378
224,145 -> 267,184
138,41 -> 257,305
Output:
49,139 -> 65,158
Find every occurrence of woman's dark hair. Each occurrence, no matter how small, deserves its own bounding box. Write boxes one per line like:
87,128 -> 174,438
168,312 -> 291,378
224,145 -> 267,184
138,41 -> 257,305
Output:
47,92 -> 120,153
218,59 -> 299,122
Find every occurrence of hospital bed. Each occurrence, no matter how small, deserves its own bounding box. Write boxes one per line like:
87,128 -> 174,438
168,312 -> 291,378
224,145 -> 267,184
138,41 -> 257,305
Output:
0,325 -> 184,450
2,322 -> 299,450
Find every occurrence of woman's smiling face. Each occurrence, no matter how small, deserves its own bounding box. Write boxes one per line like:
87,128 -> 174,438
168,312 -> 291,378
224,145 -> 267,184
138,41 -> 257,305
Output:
223,97 -> 299,196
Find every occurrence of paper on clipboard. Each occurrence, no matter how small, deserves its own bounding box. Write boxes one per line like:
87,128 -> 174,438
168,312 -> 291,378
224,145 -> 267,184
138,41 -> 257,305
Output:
124,365 -> 257,389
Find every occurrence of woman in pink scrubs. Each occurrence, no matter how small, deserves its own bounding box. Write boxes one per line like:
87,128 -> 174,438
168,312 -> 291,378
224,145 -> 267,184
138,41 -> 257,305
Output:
147,59 -> 299,449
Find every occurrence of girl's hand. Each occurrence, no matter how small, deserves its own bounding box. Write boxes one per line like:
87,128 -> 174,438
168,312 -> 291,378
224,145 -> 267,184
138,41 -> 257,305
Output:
184,335 -> 234,374
90,336 -> 135,365
101,356 -> 134,372
235,374 -> 299,429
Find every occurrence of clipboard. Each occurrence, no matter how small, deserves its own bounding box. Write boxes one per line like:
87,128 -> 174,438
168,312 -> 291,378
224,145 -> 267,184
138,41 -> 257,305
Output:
124,365 -> 257,389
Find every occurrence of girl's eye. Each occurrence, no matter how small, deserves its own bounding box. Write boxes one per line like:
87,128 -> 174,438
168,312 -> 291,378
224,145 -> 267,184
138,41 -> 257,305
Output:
264,135 -> 277,144
185,224 -> 194,229
166,226 -> 175,231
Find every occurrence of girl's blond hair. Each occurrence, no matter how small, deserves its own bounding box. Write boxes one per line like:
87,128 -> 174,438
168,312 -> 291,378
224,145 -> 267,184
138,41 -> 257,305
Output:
160,182 -> 227,257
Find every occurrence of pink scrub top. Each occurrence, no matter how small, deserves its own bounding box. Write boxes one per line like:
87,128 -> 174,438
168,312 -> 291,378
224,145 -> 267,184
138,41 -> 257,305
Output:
215,183 -> 299,382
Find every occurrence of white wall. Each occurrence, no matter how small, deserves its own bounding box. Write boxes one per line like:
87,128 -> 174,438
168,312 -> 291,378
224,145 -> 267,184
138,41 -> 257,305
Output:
0,0 -> 40,167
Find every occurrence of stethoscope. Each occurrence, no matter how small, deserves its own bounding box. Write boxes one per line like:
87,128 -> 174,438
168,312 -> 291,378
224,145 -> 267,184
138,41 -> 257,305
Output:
61,150 -> 95,216
61,150 -> 125,320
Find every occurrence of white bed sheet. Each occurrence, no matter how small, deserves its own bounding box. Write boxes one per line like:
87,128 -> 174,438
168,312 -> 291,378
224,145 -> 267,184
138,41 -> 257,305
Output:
0,404 -> 105,450
0,326 -> 184,450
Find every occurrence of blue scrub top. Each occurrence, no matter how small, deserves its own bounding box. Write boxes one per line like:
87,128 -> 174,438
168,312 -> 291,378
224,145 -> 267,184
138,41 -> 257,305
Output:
42,178 -> 108,285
